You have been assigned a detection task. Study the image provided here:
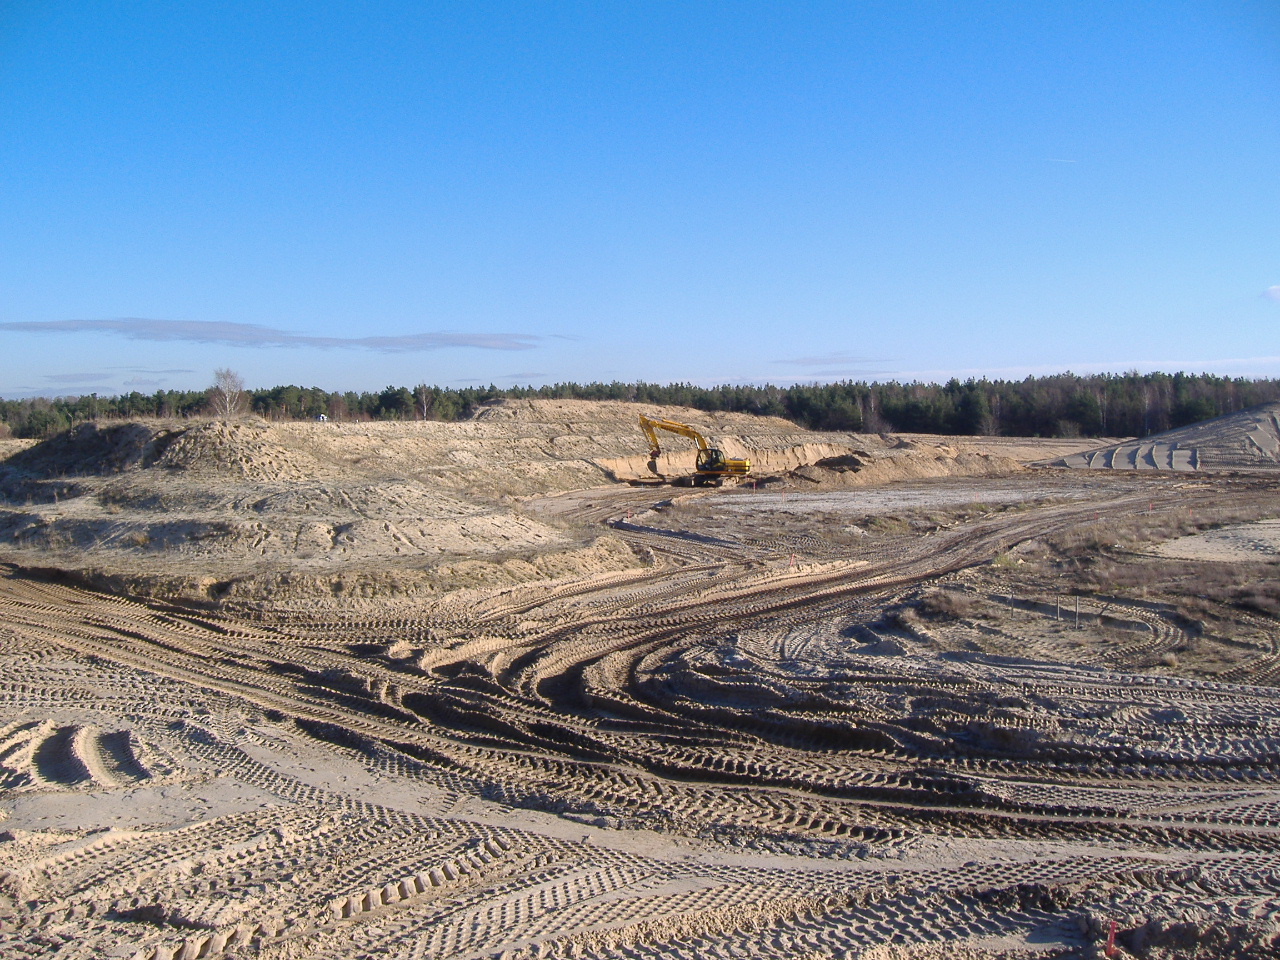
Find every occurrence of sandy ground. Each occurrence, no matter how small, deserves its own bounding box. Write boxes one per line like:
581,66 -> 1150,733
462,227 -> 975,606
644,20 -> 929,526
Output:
2,404 -> 1279,960
1151,518 -> 1280,561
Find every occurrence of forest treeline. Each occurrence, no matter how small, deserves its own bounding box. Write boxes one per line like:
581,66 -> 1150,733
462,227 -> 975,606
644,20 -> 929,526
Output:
1,372 -> 1277,440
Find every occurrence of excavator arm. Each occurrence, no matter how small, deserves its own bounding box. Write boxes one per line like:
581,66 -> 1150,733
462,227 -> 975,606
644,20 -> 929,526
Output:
638,415 -> 710,460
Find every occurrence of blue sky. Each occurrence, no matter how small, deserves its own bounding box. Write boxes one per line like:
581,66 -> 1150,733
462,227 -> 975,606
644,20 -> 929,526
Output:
2,1 -> 1278,397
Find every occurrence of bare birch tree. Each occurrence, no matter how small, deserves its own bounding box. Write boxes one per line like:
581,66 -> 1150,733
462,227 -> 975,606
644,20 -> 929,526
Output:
208,368 -> 248,418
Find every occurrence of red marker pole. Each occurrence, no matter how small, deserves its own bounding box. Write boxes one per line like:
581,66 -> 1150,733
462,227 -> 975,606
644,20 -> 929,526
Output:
1105,919 -> 1118,957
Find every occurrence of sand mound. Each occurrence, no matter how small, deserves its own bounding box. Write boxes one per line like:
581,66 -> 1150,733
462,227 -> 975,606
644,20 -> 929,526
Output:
469,397 -> 800,434
150,420 -> 324,481
3,422 -> 177,477
1044,400 -> 1280,472
788,446 -> 1022,487
3,420 -> 323,482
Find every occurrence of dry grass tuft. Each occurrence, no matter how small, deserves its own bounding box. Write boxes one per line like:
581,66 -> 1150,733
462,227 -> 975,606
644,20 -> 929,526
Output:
918,588 -> 984,620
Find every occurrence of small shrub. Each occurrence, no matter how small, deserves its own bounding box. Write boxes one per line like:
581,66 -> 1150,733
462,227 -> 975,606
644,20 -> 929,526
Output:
1236,585 -> 1280,617
919,589 -> 977,619
866,515 -> 911,535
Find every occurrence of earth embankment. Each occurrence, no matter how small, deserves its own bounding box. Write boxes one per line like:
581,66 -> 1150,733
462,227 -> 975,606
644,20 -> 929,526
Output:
1042,399 -> 1280,472
0,400 -> 1073,603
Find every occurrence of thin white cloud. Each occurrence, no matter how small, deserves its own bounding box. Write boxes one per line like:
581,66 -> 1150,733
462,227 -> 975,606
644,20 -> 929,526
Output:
42,372 -> 113,384
0,318 -> 542,352
111,366 -> 197,374
1263,285 -> 1280,302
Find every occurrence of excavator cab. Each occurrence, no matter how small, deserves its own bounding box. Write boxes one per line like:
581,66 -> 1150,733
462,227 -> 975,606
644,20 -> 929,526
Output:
696,448 -> 726,472
694,448 -> 732,486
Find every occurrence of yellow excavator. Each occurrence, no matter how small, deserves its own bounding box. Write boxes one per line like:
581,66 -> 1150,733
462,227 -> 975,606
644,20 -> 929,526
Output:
638,415 -> 751,486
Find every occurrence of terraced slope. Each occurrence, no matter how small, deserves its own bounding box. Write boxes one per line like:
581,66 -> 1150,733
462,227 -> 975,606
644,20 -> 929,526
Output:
0,403 -> 1052,603
1045,400 -> 1280,472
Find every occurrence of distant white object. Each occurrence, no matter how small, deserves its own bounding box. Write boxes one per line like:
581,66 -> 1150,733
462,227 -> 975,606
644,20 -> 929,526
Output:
317,414 -> 329,421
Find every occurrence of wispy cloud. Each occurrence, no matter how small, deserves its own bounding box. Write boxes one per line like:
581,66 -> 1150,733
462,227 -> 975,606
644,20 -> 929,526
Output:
1046,158 -> 1078,163
111,366 -> 196,375
42,372 -> 113,384
25,367 -> 196,393
0,318 -> 542,352
1264,285 -> 1280,302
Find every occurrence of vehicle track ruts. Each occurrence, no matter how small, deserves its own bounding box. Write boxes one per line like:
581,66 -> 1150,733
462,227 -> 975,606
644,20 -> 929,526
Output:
5,480 -> 1280,958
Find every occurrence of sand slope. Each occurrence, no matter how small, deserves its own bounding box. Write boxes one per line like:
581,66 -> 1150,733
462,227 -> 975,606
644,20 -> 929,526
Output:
1044,400 -> 1280,472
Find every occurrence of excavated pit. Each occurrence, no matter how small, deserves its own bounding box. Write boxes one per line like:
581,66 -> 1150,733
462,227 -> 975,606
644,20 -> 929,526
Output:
1,401 -> 1279,959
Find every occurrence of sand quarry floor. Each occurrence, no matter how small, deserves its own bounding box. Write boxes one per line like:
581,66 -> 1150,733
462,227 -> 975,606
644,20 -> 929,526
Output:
2,399 -> 1280,959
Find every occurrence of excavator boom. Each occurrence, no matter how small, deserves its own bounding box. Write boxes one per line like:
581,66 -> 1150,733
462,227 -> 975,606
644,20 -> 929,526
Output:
639,415 -> 710,458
